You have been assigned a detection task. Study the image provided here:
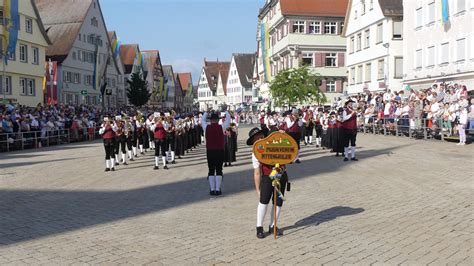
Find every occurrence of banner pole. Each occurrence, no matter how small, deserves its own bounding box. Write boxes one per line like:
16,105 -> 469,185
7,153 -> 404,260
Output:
274,186 -> 277,239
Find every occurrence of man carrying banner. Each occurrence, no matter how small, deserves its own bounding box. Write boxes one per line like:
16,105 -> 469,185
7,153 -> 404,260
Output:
247,128 -> 289,239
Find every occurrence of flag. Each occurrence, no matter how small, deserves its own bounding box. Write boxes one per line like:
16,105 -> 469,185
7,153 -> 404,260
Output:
112,39 -> 121,59
92,44 -> 100,90
441,0 -> 449,25
3,0 -> 20,65
260,21 -> 271,82
188,83 -> 193,96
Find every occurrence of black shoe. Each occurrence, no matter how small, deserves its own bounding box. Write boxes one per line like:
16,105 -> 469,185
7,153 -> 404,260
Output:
105,168 -> 110,172
154,166 -> 159,170
215,190 -> 222,196
335,153 -> 340,157
210,190 -> 216,196
130,158 -> 135,161
304,142 -> 308,146
351,158 -> 359,161
178,156 -> 182,159
256,227 -> 265,239
269,226 -> 284,236
224,163 -> 228,167
123,162 -> 128,165
164,165 -> 169,170
228,163 -> 232,167
115,162 -> 119,166
171,161 -> 176,164
134,154 -> 138,158
344,157 -> 349,161
111,168 -> 115,171
295,159 -> 301,164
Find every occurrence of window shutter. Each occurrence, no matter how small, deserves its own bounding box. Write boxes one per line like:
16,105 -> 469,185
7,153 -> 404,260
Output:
335,22 -> 339,35
338,53 -> 345,67
288,20 -> 294,33
306,21 -> 310,34
336,80 -> 342,93
320,79 -> 327,92
315,53 -> 323,67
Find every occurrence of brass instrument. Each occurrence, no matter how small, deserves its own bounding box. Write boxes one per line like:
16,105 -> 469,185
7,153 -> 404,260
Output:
117,120 -> 125,136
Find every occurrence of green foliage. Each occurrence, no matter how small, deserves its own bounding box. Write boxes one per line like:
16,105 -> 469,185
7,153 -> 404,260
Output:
269,66 -> 327,108
127,72 -> 150,107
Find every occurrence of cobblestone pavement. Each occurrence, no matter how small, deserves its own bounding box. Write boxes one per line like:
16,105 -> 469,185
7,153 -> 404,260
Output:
0,127 -> 473,265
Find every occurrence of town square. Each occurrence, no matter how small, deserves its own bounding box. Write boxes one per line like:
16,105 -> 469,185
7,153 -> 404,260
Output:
0,0 -> 473,265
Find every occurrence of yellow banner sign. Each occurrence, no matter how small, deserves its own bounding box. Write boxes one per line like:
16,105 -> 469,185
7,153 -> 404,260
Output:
253,132 -> 299,166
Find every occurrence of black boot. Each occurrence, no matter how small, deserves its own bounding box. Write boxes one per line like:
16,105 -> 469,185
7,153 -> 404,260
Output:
269,226 -> 284,236
256,226 -> 265,239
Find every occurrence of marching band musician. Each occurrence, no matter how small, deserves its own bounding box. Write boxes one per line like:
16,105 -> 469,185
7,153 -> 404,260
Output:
99,116 -> 118,172
151,114 -> 169,170
302,107 -> 314,146
124,116 -> 135,161
342,99 -> 359,161
285,110 -> 303,164
332,108 -> 345,157
136,114 -> 145,155
112,116 -> 121,166
174,118 -> 185,160
115,116 -> 128,165
314,109 -> 323,148
202,109 -> 231,196
131,116 -> 139,158
165,115 -> 176,164
146,114 -> 155,151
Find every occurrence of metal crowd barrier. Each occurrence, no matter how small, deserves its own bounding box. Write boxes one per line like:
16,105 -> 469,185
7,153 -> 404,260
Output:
357,116 -> 473,142
0,127 -> 101,153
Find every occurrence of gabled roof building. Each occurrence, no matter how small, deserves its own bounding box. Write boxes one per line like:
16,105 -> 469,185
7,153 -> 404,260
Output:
197,60 -> 230,111
36,0 -> 122,107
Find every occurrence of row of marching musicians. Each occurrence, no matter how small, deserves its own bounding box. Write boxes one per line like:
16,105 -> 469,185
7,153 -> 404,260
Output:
99,112 -> 203,172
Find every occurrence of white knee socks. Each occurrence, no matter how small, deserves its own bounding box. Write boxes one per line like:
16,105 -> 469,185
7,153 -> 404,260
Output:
270,206 -> 281,227
106,160 -> 110,169
139,145 -> 143,153
132,147 -> 137,156
215,176 -> 222,191
309,136 -> 313,144
257,203 -> 268,227
209,176 -> 216,191
351,146 -> 356,158
344,147 -> 349,158
171,151 -> 175,162
304,136 -> 309,143
110,158 -> 115,168
155,156 -> 159,167
128,150 -> 132,159
162,157 -> 167,166
122,153 -> 126,163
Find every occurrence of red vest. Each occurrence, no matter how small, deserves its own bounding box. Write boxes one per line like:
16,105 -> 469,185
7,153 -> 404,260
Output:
154,123 -> 166,140
288,119 -> 300,133
342,109 -> 357,130
102,126 -> 114,139
260,116 -> 265,125
205,123 -> 225,150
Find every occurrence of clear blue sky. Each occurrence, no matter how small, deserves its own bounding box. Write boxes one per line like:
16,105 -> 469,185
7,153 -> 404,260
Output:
101,0 -> 265,84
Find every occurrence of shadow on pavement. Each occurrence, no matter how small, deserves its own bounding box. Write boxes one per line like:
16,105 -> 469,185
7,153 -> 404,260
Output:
282,206 -> 365,235
0,142 -> 409,246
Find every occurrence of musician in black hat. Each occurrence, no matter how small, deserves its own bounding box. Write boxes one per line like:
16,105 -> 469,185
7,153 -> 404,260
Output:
247,127 -> 288,239
202,110 -> 230,195
342,99 -> 359,161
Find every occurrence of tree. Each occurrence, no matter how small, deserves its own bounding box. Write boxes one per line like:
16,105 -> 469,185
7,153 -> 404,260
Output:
127,72 -> 150,107
269,66 -> 327,109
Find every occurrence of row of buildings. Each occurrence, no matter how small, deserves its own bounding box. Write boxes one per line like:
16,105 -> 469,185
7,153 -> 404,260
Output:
207,0 -> 473,111
1,0 -> 196,111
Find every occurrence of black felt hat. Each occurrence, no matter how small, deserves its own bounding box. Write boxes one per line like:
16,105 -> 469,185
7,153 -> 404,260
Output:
246,127 -> 266,146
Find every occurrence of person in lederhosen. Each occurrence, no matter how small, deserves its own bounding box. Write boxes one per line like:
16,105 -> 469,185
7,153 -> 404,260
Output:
332,108 -> 345,157
342,99 -> 359,161
224,126 -> 236,167
327,111 -> 336,151
165,116 -> 176,164
124,116 -> 135,161
202,110 -> 230,196
247,127 -> 288,239
146,114 -> 155,151
320,110 -> 330,149
115,116 -> 128,165
302,108 -> 314,145
174,118 -> 184,159
314,109 -> 323,148
284,110 -> 302,163
99,116 -> 117,171
151,115 -> 169,170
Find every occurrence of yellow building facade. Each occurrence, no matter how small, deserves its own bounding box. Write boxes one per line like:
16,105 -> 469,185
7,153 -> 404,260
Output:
0,0 -> 50,107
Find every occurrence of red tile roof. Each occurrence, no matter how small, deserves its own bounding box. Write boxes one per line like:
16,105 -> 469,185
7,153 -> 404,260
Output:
177,73 -> 193,93
280,0 -> 349,17
203,61 -> 230,92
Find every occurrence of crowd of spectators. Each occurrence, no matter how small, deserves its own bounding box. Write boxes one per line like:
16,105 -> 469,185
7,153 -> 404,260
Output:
338,82 -> 473,143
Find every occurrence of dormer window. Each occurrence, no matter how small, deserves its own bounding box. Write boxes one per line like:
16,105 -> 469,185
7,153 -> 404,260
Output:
91,17 -> 98,27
